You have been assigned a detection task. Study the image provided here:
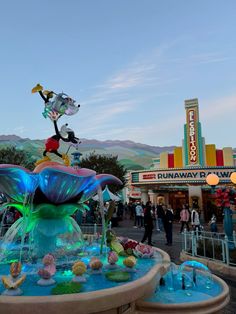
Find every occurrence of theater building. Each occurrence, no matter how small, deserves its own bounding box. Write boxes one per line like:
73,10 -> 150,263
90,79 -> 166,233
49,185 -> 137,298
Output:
129,98 -> 236,220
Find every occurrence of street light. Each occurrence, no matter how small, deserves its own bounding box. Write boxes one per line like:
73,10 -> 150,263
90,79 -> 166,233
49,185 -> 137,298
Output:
206,173 -> 220,188
230,172 -> 236,185
206,173 -> 235,249
230,172 -> 236,224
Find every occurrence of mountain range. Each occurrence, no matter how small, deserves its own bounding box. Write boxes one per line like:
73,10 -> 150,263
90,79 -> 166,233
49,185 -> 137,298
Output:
0,135 -> 175,170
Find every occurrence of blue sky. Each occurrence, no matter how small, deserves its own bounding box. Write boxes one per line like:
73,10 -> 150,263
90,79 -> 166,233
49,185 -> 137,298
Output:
0,0 -> 236,147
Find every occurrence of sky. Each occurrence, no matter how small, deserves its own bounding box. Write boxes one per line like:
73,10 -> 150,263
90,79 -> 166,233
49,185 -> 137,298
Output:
0,0 -> 236,148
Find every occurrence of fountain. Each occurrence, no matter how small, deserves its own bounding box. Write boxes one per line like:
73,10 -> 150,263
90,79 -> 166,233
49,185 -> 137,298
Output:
0,162 -> 169,313
0,84 -> 170,314
136,261 -> 230,314
0,84 -> 229,314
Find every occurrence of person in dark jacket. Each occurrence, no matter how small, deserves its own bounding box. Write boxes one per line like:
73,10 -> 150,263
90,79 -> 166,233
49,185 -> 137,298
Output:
141,201 -> 154,245
156,202 -> 164,232
163,205 -> 174,246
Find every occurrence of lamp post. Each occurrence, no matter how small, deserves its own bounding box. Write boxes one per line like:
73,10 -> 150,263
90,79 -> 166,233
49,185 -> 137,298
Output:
206,173 -> 235,250
71,151 -> 82,169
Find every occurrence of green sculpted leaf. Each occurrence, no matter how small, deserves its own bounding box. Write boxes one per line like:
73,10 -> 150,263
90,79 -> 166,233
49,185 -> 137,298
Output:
51,282 -> 82,295
33,203 -> 80,219
105,271 -> 130,282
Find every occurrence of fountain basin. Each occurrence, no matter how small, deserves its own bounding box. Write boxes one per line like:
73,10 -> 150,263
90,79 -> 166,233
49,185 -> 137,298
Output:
0,248 -> 170,314
136,273 -> 229,314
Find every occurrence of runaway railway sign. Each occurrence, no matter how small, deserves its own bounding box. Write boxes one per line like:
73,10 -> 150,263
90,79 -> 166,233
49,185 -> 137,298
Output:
131,167 -> 235,184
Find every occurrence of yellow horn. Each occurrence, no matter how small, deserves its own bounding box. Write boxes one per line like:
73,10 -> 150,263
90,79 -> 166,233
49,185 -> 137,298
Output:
32,83 -> 43,93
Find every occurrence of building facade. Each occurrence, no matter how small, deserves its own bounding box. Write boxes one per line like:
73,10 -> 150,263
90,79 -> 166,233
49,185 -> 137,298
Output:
129,99 -> 236,221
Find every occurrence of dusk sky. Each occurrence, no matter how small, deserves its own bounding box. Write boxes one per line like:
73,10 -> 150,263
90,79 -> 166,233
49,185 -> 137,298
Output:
0,0 -> 235,148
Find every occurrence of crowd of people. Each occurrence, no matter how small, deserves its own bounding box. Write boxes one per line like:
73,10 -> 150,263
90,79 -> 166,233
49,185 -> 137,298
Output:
130,201 -> 174,246
0,196 -> 218,244
123,200 -> 219,247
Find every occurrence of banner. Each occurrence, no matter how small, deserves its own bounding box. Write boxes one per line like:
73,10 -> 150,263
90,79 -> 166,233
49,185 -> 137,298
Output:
132,167 -> 235,184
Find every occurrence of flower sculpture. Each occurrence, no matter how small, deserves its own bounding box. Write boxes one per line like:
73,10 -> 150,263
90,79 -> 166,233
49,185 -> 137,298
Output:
122,239 -> 139,255
37,254 -> 56,286
214,187 -> 236,249
123,256 -> 136,272
72,261 -> 87,282
133,244 -> 154,259
107,251 -> 119,269
89,257 -> 103,274
214,187 -> 236,208
2,262 -> 26,296
0,161 -> 122,261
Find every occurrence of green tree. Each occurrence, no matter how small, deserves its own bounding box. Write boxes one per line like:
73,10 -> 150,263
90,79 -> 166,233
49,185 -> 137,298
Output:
79,152 -> 127,193
0,146 -> 36,171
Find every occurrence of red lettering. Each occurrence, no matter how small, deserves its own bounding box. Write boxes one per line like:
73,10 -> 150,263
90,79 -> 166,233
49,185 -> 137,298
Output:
143,174 -> 156,180
188,109 -> 198,164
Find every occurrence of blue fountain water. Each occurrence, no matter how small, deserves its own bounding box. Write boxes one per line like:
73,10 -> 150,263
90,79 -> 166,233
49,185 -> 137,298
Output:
0,250 -> 162,296
146,262 -> 223,304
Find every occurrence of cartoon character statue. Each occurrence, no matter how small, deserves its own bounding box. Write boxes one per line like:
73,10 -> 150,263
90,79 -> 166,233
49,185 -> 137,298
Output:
2,262 -> 26,296
32,84 -> 81,166
32,84 -> 80,119
36,120 -> 80,166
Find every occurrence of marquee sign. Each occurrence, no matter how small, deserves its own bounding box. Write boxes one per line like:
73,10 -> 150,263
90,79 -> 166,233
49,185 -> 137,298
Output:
187,107 -> 199,165
131,168 -> 235,184
128,191 -> 142,198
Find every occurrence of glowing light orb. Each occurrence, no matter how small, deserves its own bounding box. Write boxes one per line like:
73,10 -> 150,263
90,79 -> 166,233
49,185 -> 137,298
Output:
206,174 -> 219,187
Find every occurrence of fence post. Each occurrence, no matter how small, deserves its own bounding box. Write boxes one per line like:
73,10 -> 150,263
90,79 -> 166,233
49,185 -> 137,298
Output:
184,228 -> 187,252
233,230 -> 236,247
94,223 -> 97,235
196,227 -> 199,241
221,238 -> 225,263
191,231 -> 195,256
224,235 -> 230,265
212,237 -> 215,260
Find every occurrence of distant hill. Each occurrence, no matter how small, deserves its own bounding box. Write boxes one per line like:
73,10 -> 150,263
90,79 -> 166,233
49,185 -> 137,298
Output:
0,135 -> 175,170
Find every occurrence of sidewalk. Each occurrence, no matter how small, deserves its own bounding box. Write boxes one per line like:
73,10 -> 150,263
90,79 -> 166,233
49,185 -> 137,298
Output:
113,219 -> 236,314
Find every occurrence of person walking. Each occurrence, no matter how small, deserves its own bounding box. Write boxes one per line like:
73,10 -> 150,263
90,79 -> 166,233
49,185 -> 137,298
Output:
131,202 -> 136,222
117,201 -> 124,220
179,205 -> 190,233
141,201 -> 154,245
191,208 -> 200,232
141,201 -> 145,227
124,202 -> 128,219
163,205 -> 174,246
209,214 -> 218,233
156,202 -> 164,232
135,202 -> 143,228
